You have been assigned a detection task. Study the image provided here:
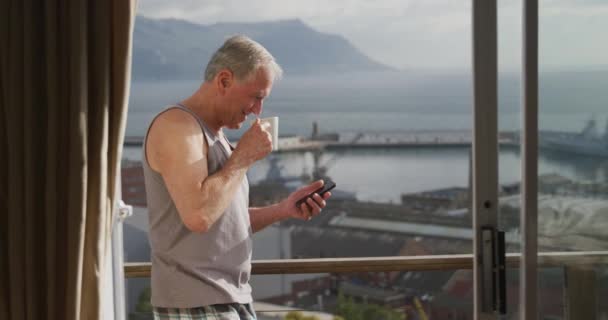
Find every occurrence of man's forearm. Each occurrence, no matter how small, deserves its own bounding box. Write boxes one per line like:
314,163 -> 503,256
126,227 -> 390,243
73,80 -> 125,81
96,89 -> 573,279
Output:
194,157 -> 249,231
249,202 -> 290,233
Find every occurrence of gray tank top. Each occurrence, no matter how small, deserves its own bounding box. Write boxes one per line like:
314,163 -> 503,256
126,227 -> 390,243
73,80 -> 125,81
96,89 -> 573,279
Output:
142,104 -> 252,308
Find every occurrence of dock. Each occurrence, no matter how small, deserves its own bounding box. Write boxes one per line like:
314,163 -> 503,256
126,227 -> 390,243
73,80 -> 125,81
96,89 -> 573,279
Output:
123,130 -> 519,152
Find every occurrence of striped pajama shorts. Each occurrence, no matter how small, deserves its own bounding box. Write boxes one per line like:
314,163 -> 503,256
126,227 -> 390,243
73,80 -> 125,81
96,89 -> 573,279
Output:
153,303 -> 256,320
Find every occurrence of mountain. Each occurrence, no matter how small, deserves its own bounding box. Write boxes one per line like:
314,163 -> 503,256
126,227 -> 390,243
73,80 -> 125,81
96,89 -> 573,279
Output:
132,16 -> 394,80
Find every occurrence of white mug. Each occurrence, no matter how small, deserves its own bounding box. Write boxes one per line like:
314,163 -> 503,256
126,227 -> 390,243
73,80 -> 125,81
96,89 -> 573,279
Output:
259,116 -> 279,151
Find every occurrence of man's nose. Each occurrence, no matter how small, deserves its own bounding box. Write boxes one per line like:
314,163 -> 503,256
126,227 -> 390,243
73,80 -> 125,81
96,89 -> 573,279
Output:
252,101 -> 263,116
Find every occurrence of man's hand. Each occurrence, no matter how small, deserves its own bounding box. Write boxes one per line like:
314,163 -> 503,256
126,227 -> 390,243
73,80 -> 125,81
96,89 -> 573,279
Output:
231,119 -> 272,168
280,180 -> 332,221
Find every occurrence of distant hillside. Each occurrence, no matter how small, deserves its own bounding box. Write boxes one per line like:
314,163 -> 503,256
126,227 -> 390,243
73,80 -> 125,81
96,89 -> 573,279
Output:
133,16 -> 394,80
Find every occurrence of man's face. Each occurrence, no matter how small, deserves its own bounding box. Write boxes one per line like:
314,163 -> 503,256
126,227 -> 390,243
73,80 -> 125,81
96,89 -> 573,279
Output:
223,67 -> 273,130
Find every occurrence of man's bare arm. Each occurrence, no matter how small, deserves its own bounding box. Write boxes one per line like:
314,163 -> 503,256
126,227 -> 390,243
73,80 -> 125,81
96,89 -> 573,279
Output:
249,180 -> 331,233
147,109 -> 271,232
249,204 -> 286,233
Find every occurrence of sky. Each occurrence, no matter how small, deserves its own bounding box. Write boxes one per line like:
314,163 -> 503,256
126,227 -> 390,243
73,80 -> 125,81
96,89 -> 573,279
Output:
137,0 -> 608,71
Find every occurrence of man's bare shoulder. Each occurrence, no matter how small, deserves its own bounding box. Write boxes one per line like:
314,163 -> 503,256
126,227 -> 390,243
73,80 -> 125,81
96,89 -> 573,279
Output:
146,108 -> 205,171
152,108 -> 201,134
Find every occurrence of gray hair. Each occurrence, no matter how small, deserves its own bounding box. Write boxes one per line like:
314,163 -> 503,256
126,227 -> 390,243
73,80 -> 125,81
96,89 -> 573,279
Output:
204,35 -> 283,82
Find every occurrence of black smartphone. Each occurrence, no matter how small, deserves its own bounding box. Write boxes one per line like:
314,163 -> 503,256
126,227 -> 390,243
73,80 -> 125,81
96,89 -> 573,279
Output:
295,180 -> 336,207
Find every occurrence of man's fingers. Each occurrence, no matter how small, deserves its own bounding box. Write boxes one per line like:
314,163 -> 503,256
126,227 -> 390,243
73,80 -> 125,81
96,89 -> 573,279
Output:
300,180 -> 323,195
307,198 -> 322,215
312,193 -> 326,207
300,203 -> 311,217
296,181 -> 330,221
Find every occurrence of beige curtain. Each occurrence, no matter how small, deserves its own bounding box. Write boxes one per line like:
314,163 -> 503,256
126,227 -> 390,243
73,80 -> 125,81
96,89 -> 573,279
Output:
0,0 -> 137,319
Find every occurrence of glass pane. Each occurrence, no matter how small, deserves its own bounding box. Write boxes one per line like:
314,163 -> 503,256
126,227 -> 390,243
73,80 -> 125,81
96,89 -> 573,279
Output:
125,277 -> 153,319
127,271 -> 474,319
504,268 -> 569,319
535,0 -> 608,318
122,0 -> 478,316
496,1 -> 524,316
253,271 -> 474,320
126,268 -> 593,320
497,0 -> 523,253
123,5 -> 476,254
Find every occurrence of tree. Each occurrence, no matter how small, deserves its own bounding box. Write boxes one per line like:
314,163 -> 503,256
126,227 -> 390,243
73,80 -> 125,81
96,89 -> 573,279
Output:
335,292 -> 362,320
334,292 -> 405,320
285,311 -> 321,320
135,287 -> 153,313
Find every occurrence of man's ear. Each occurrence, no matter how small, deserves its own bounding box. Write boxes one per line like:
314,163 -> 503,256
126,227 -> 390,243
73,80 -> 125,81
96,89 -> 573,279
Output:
216,70 -> 233,94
